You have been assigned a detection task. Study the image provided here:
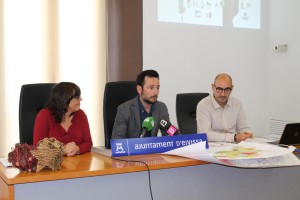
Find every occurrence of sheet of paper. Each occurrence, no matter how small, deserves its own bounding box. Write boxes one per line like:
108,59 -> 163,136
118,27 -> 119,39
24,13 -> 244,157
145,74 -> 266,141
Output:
161,141 -> 300,168
0,157 -> 12,167
162,141 -> 222,164
247,134 -> 281,143
209,141 -> 293,160
217,153 -> 300,168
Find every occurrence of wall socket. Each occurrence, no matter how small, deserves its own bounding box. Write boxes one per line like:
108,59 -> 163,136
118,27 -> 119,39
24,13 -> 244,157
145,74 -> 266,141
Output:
275,44 -> 288,52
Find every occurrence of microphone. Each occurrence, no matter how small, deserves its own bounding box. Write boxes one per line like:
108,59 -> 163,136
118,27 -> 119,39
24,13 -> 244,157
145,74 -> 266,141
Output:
159,119 -> 180,136
140,117 -> 155,138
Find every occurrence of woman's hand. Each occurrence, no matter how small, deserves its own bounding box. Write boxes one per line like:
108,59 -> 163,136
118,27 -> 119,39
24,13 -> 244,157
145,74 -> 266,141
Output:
64,142 -> 80,157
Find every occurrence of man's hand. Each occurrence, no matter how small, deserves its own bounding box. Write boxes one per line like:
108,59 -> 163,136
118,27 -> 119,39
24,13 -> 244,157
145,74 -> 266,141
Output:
235,131 -> 253,143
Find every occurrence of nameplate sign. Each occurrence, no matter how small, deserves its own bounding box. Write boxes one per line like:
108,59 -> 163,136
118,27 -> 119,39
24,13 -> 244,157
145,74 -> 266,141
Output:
110,133 -> 208,157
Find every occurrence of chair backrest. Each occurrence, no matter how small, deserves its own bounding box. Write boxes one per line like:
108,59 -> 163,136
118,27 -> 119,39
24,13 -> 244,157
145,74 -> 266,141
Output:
176,93 -> 209,134
19,83 -> 55,145
103,81 -> 137,148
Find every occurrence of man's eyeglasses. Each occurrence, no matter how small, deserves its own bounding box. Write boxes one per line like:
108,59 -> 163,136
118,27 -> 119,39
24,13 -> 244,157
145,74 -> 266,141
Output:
215,87 -> 232,94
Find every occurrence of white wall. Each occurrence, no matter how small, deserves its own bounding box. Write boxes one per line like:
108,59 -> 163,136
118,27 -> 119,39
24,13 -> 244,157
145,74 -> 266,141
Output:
266,0 -> 300,126
143,0 -> 271,136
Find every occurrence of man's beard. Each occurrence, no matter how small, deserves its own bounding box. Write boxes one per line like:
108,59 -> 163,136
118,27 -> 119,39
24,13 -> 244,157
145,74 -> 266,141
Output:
143,96 -> 157,105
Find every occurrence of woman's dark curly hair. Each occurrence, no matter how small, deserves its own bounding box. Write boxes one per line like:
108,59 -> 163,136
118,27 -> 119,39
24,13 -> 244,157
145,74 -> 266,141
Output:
45,82 -> 81,123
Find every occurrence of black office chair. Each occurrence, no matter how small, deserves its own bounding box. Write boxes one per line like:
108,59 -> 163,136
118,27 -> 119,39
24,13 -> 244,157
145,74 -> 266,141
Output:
103,81 -> 137,148
19,83 -> 56,145
176,93 -> 209,134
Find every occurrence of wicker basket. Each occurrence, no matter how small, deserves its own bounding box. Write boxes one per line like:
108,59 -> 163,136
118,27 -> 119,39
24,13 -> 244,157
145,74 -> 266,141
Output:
30,148 -> 63,172
8,137 -> 64,172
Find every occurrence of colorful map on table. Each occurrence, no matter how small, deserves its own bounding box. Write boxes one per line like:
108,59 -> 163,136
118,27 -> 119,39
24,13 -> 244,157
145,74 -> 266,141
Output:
214,146 -> 261,159
162,141 -> 300,168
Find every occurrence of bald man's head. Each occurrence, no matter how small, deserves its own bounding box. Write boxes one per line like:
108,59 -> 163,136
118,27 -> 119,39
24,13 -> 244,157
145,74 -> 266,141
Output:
212,73 -> 234,107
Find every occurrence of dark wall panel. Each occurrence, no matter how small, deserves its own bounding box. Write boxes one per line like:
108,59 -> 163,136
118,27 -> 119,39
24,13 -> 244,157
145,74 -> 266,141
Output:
106,0 -> 142,82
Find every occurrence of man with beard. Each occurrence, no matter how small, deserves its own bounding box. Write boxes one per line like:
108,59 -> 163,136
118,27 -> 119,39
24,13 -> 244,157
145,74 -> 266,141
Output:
111,69 -> 170,139
196,73 -> 253,143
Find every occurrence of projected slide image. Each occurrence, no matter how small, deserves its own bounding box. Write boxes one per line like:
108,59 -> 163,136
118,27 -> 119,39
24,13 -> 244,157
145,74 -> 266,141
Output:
157,0 -> 261,29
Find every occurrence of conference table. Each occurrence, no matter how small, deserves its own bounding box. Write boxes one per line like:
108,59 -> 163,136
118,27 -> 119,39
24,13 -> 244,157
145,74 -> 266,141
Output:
1,149 -> 300,200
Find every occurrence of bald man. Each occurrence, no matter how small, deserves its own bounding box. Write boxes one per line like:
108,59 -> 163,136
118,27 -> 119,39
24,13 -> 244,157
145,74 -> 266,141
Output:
196,73 -> 253,143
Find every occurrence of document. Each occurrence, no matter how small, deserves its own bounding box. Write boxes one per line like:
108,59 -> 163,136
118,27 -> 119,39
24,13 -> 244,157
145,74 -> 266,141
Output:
162,141 -> 300,168
0,157 -> 12,167
246,134 -> 281,143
